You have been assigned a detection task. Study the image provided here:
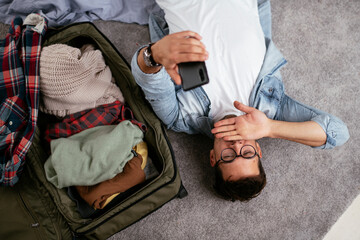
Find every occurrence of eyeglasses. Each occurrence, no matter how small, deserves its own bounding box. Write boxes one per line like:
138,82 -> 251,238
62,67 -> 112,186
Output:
215,145 -> 260,167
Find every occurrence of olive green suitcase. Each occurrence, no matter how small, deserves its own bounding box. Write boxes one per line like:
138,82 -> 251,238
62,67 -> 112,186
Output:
0,22 -> 187,240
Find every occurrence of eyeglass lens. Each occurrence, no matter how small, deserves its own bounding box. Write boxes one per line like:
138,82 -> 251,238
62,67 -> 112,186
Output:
221,145 -> 256,161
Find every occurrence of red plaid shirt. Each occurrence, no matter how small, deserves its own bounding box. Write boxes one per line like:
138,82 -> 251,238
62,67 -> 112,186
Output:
44,101 -> 147,147
0,15 -> 47,186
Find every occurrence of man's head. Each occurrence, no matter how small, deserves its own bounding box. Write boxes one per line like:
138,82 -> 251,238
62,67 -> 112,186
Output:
210,138 -> 266,201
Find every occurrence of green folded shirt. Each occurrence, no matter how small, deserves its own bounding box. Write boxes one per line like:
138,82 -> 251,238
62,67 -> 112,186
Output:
44,121 -> 144,188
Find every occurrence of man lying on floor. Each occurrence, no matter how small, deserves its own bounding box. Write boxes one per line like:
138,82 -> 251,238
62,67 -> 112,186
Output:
131,0 -> 349,201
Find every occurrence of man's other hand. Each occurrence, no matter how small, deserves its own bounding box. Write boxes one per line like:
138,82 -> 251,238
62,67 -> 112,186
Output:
211,101 -> 271,141
151,31 -> 208,85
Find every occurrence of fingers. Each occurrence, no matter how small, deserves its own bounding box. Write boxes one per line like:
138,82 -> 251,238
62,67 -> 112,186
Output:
167,68 -> 182,85
213,118 -> 236,128
173,39 -> 208,62
211,124 -> 235,134
174,31 -> 203,40
167,31 -> 206,52
213,130 -> 238,139
176,53 -> 208,63
234,101 -> 255,114
223,135 -> 243,141
153,32 -> 208,66
179,38 -> 207,51
169,33 -> 208,61
152,31 -> 208,85
177,41 -> 207,54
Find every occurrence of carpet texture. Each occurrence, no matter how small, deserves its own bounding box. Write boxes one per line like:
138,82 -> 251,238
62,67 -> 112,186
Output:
0,0 -> 358,239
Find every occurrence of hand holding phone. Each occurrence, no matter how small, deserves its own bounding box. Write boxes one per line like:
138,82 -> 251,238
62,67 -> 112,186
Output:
179,61 -> 209,91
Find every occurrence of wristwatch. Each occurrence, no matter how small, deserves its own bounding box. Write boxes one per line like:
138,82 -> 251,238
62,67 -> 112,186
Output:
143,43 -> 161,67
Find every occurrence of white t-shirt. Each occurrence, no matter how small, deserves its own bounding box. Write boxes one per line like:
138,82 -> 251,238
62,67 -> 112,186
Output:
156,0 -> 266,122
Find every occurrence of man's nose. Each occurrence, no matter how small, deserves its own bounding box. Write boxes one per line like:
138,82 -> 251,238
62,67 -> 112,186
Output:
231,140 -> 244,152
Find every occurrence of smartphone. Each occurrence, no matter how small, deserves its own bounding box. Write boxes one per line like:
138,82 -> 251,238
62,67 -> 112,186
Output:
178,61 -> 209,91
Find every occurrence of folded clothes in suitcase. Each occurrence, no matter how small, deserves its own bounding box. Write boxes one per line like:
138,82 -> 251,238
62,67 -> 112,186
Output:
0,21 -> 187,240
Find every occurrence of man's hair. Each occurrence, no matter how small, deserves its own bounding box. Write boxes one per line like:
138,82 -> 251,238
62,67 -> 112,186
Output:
213,159 -> 266,202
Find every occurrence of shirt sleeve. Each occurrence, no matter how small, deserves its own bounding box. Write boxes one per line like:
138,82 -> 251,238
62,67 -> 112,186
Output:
131,47 -> 181,128
276,94 -> 350,149
131,47 -> 208,135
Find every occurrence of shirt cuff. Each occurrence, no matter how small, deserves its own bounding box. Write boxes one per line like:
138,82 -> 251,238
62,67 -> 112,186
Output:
311,114 -> 349,149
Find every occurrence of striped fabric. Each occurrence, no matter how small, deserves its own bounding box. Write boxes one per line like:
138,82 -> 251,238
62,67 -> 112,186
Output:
0,14 -> 47,186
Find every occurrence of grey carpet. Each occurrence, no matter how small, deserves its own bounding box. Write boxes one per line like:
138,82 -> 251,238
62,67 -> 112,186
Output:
1,0 -> 359,239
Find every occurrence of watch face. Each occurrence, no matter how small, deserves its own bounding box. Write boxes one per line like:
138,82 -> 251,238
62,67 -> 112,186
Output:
144,47 -> 151,57
143,47 -> 153,67
143,45 -> 160,67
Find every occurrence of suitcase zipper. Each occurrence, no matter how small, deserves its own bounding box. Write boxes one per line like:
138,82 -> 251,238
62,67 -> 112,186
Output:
18,192 -> 39,228
26,144 -> 73,240
18,191 -> 56,240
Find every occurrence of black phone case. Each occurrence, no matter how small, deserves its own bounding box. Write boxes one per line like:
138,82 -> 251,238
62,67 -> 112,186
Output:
179,61 -> 209,91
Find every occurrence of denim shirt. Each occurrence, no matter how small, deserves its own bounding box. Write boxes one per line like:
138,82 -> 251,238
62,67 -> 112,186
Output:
131,0 -> 349,149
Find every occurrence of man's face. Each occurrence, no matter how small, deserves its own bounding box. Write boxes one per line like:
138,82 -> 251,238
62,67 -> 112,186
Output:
210,138 -> 262,181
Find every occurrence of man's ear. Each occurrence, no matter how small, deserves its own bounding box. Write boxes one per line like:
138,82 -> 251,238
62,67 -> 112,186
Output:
210,149 -> 216,167
255,142 -> 263,158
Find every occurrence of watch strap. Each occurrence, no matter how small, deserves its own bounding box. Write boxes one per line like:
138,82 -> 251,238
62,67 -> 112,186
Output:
143,43 -> 161,67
